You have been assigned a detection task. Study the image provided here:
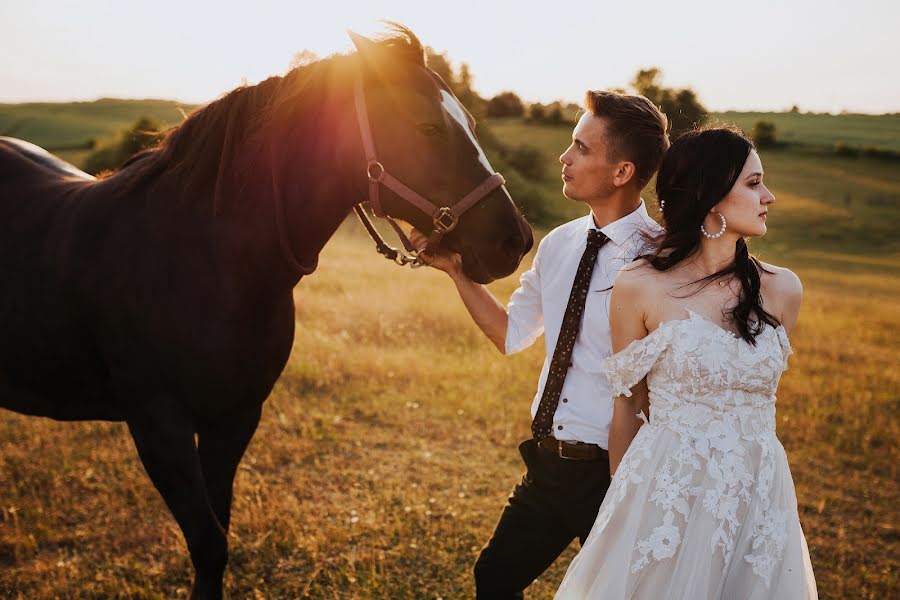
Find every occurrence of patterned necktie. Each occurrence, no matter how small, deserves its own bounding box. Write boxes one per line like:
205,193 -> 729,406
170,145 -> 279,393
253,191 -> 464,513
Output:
532,229 -> 609,441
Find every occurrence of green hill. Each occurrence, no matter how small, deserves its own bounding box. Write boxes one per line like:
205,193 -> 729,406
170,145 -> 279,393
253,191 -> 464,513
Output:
3,99 -> 898,156
0,98 -> 196,149
486,118 -> 899,260
711,111 -> 900,153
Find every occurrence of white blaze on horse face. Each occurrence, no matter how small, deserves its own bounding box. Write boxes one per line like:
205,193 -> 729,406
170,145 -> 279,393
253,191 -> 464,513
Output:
440,90 -> 494,172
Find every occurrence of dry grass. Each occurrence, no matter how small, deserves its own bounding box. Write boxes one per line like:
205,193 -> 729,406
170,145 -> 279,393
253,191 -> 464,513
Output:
2,145 -> 899,597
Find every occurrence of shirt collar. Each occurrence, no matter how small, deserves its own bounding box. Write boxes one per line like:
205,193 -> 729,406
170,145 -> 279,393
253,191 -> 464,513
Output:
585,199 -> 651,246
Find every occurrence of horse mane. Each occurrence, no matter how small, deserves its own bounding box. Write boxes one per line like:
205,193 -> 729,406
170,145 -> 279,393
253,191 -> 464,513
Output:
109,23 -> 426,214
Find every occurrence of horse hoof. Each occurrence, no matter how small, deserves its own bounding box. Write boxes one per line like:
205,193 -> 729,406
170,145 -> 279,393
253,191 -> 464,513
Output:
189,584 -> 224,600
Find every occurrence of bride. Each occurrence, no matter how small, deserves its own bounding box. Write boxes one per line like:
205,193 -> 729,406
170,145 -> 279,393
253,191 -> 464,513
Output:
555,127 -> 817,599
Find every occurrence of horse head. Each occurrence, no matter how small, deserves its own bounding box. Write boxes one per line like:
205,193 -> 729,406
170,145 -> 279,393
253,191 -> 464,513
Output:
342,26 -> 534,283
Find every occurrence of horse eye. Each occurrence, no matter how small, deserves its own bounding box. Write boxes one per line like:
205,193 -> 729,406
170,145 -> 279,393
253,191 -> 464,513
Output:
418,123 -> 444,137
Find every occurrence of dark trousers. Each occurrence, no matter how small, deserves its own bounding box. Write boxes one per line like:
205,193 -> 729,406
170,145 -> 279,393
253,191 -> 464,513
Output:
474,438 -> 611,599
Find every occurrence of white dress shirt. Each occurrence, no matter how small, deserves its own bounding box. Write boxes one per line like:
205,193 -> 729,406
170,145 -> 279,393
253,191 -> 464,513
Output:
505,200 -> 661,449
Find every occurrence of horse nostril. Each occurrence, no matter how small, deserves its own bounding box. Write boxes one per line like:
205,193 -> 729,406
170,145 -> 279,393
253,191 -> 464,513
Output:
522,226 -> 534,253
501,232 -> 527,260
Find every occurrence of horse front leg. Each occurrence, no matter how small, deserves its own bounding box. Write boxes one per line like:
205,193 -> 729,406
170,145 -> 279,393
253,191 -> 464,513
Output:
126,402 -> 227,600
197,403 -> 263,533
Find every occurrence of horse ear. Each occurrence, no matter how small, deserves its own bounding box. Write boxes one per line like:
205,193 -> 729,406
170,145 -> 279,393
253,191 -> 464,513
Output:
348,30 -> 376,57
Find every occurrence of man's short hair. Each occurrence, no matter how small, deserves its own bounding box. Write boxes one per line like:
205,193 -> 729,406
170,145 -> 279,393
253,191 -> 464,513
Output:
584,90 -> 670,189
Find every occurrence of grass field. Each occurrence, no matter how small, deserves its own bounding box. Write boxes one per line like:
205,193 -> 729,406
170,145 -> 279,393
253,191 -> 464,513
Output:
0,107 -> 898,598
713,111 -> 900,153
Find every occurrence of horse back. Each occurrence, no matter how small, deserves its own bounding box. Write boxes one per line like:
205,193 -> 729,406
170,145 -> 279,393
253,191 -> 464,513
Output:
0,136 -> 95,182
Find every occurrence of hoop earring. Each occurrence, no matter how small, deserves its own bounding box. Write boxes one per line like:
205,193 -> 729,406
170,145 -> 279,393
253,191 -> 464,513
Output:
701,212 -> 727,239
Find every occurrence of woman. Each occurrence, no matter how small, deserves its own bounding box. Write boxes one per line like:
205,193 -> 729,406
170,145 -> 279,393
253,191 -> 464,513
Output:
555,127 -> 817,599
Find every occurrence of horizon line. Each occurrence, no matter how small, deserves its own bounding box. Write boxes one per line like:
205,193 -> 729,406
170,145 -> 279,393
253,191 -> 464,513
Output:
1,94 -> 897,117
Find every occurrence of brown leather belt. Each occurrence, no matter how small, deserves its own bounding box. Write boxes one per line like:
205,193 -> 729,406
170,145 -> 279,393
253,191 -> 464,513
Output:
537,436 -> 607,461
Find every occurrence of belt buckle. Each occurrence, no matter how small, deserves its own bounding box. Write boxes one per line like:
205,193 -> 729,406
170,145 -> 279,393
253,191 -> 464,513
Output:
558,439 -> 578,460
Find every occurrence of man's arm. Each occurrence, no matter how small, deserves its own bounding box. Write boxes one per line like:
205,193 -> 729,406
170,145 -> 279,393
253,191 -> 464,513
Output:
410,230 -> 543,355
449,272 -> 509,354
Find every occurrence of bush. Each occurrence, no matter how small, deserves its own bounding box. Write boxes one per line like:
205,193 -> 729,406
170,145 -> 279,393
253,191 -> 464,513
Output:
83,117 -> 163,175
492,155 -> 555,225
752,121 -> 777,147
861,146 -> 900,161
833,142 -> 860,158
486,92 -> 524,118
506,145 -> 545,181
525,101 -> 570,126
546,102 -> 564,125
479,124 -> 556,225
527,103 -> 546,122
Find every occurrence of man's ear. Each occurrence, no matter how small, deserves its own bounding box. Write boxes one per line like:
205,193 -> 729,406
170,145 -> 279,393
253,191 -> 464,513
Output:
613,161 -> 637,188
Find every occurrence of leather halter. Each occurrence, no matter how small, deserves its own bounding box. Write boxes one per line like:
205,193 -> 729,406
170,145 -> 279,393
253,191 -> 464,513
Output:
352,77 -> 506,266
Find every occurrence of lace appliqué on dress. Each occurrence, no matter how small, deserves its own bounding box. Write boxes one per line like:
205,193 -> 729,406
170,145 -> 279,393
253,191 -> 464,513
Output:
604,324 -> 674,398
600,311 -> 794,587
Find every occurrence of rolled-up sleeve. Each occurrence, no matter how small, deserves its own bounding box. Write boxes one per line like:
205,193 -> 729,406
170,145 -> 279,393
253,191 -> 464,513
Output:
505,238 -> 545,355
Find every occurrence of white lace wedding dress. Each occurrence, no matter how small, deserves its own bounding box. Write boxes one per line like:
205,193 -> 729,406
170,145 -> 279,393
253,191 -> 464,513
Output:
555,309 -> 817,599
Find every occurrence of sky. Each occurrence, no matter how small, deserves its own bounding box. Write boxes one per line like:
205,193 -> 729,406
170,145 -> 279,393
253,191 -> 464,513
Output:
2,0 -> 897,114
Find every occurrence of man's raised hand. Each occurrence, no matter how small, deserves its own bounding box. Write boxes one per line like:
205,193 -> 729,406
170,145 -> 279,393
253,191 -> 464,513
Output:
409,229 -> 464,278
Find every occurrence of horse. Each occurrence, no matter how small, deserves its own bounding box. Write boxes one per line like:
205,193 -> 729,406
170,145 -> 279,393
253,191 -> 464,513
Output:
0,25 -> 533,599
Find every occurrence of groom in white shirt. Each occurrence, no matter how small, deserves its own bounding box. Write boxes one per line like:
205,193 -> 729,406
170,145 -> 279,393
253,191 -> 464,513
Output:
412,90 -> 669,598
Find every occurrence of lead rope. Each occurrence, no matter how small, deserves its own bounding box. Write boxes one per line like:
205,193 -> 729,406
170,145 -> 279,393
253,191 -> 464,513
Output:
353,204 -> 424,267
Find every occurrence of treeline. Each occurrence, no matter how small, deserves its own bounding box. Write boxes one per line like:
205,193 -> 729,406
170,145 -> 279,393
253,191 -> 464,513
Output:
81,47 -> 898,191
483,67 -> 708,136
485,93 -> 579,126
481,68 -> 900,162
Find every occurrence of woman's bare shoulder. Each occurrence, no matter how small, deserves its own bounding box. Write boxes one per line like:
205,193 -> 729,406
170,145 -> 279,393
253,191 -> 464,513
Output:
759,261 -> 803,298
613,259 -> 667,301
758,261 -> 803,327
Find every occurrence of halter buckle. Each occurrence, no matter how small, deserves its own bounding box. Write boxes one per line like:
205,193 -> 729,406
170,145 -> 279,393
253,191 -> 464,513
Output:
433,207 -> 458,234
366,161 -> 385,182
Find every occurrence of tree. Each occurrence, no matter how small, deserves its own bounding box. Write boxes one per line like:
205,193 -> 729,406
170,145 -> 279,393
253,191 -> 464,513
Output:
546,102 -> 565,125
666,88 -> 706,135
528,103 -> 546,122
486,92 -> 525,118
121,117 -> 162,156
425,47 -> 454,86
425,47 -> 486,116
752,121 -> 777,147
84,117 -> 163,175
631,68 -> 707,136
631,68 -> 663,105
454,63 -> 485,116
524,101 -> 572,126
289,49 -> 319,70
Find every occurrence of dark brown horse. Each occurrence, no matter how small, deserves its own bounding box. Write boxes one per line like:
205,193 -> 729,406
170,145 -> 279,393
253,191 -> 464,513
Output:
0,26 -> 532,599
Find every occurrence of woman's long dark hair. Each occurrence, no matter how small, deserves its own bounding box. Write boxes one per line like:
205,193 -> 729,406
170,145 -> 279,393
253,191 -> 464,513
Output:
639,126 -> 778,345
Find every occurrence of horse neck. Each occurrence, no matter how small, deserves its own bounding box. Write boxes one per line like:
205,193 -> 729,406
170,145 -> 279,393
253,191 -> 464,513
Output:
138,62 -> 366,293
232,77 -> 366,290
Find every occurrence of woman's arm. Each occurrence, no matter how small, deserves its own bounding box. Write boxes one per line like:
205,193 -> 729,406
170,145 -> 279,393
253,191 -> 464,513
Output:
777,268 -> 803,336
607,266 -> 652,476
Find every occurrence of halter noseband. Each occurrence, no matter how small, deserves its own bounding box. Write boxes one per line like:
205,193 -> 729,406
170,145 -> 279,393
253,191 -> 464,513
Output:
352,77 -> 505,267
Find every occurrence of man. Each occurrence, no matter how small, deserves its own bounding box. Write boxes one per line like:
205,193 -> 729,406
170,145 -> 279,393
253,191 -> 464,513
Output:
412,90 -> 669,598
